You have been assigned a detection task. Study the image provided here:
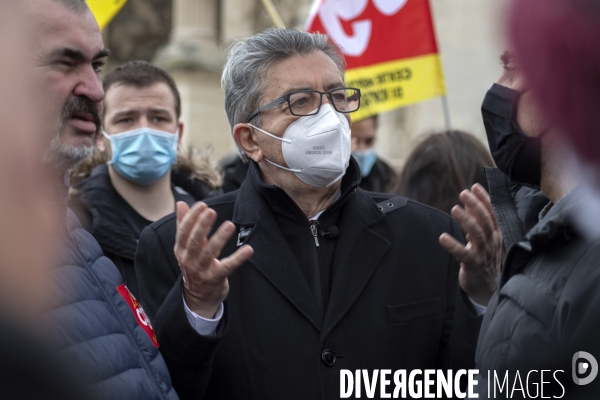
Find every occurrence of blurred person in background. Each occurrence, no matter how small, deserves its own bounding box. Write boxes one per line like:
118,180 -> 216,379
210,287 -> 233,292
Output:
69,61 -> 221,299
0,2 -> 87,398
511,0 -> 600,169
351,115 -> 398,193
477,0 -> 600,396
395,130 -> 495,214
511,0 -> 600,244
0,0 -> 53,326
26,0 -> 194,398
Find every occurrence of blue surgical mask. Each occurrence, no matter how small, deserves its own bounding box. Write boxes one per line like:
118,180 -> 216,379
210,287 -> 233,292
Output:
352,148 -> 377,177
103,127 -> 178,186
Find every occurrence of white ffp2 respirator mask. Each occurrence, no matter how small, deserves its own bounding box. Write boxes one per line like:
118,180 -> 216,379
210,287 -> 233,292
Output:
249,104 -> 351,187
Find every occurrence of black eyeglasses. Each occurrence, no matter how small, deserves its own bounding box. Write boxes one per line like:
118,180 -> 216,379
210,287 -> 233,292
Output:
246,87 -> 361,123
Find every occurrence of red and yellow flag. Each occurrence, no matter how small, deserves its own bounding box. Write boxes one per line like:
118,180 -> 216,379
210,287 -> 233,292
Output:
306,0 -> 446,121
86,0 -> 128,30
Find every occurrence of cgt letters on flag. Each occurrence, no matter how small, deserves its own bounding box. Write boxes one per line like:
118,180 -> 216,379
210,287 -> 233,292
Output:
306,0 -> 446,121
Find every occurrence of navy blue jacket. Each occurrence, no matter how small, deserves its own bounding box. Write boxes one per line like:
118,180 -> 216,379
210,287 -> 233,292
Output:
44,205 -> 180,400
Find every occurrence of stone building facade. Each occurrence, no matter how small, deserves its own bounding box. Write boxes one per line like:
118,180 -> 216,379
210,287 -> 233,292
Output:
104,0 -> 506,169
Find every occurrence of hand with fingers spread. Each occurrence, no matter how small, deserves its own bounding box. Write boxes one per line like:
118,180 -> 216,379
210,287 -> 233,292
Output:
439,183 -> 504,306
175,201 -> 254,319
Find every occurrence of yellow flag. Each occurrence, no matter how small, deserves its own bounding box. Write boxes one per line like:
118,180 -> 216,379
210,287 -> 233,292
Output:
86,0 -> 128,30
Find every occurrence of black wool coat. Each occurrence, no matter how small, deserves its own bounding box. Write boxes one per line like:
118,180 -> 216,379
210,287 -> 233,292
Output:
135,160 -> 481,400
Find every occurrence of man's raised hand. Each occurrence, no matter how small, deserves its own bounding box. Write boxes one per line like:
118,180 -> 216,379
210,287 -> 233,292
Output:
175,201 -> 254,318
439,184 -> 504,306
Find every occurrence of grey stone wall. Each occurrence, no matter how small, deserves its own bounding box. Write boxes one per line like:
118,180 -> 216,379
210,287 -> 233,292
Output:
100,0 -> 505,168
104,0 -> 173,68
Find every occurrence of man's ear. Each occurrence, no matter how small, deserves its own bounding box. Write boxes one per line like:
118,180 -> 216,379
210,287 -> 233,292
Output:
177,121 -> 184,145
233,123 -> 263,163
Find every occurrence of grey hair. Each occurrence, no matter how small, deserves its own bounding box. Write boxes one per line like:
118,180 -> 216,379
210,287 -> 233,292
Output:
221,28 -> 346,162
52,0 -> 89,13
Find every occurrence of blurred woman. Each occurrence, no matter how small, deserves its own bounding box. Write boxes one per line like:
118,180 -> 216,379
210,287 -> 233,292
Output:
395,130 -> 495,214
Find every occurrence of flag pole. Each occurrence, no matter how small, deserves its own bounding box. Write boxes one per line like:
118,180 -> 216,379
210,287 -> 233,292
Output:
260,0 -> 286,28
425,0 -> 452,133
441,95 -> 452,132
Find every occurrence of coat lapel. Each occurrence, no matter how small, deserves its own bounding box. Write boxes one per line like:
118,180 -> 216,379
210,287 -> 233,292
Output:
232,171 -> 323,332
231,162 -> 389,335
243,211 -> 323,332
232,164 -> 323,332
321,193 -> 391,337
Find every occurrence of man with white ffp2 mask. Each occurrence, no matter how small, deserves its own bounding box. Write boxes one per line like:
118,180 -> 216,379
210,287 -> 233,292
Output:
69,60 -> 220,299
248,101 -> 352,187
134,29 -> 494,400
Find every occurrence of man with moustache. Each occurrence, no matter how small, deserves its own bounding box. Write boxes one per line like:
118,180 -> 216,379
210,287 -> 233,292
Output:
28,0 -> 182,398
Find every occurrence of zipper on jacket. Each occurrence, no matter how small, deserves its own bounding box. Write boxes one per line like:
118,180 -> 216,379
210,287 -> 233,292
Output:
310,220 -> 323,314
310,222 -> 320,247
